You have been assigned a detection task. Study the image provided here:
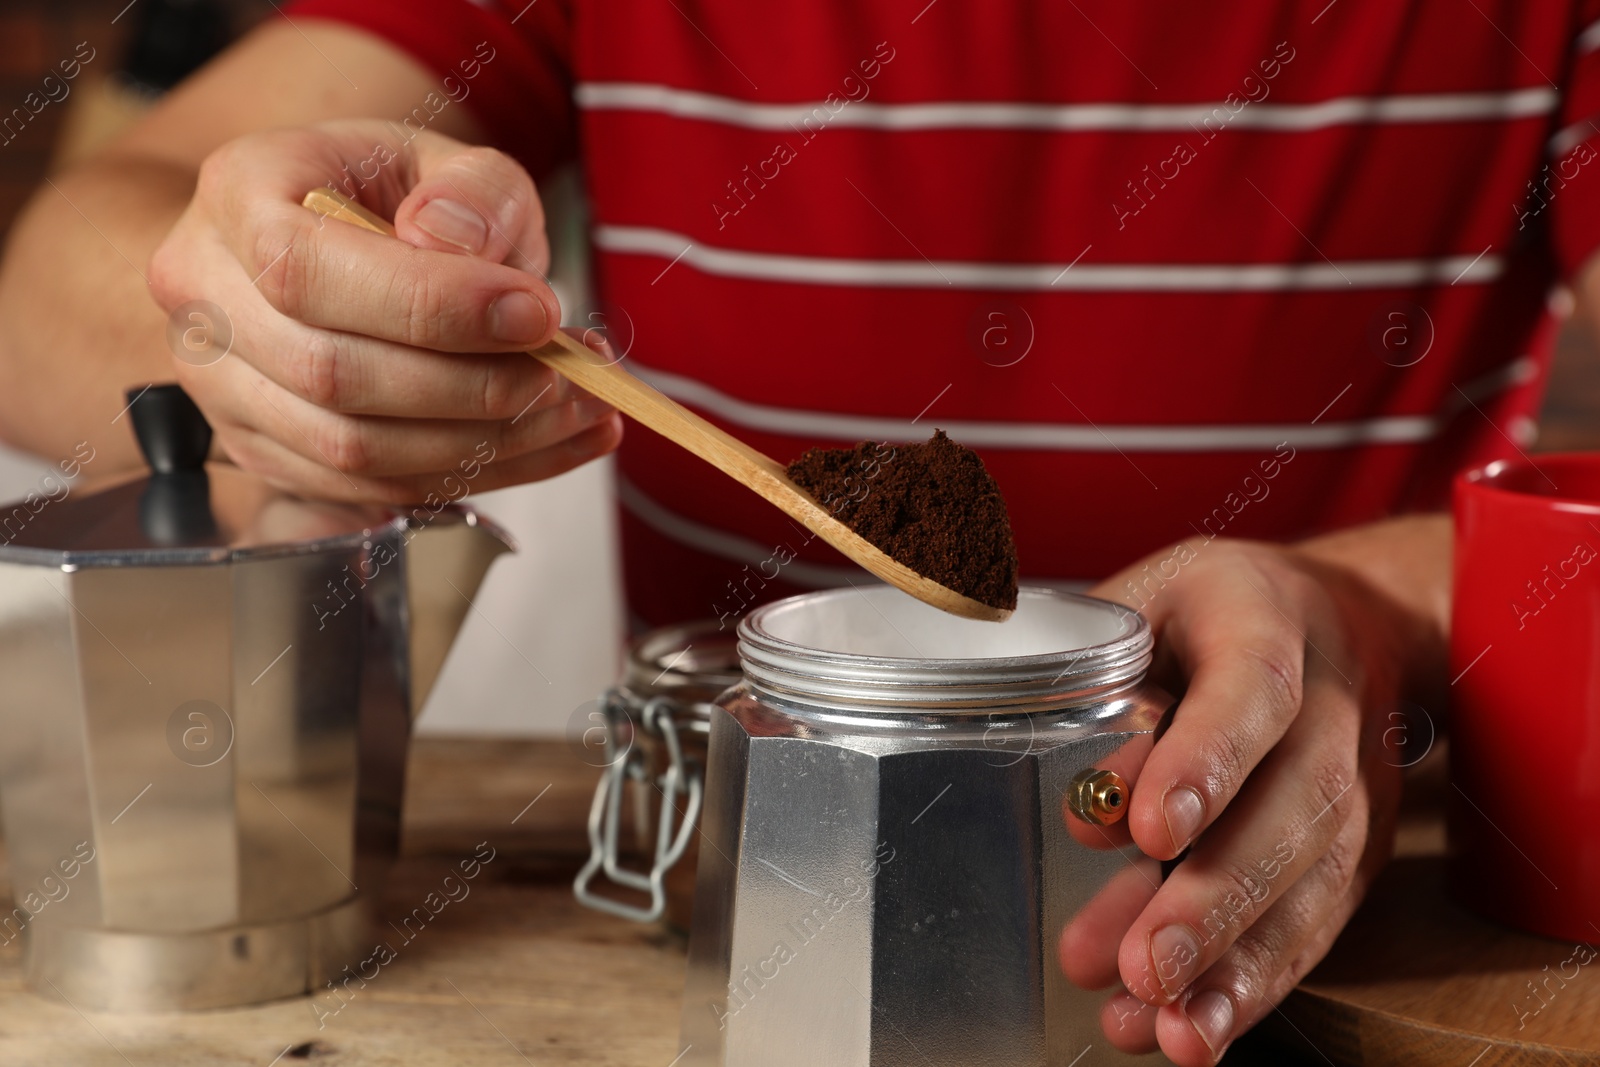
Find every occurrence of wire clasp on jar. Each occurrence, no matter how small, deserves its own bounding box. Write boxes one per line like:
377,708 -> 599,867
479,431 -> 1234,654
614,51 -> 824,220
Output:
574,693 -> 703,923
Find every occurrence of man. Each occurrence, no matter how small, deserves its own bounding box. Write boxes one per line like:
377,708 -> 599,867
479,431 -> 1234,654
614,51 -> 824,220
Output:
0,2 -> 1592,1062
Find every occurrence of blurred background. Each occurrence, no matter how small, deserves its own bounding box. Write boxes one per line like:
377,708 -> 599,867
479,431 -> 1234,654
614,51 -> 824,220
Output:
1,0 -> 1596,736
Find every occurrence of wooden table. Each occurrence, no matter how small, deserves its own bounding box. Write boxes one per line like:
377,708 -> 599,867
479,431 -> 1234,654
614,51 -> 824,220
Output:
0,739 -> 1593,1066
0,739 -> 686,1067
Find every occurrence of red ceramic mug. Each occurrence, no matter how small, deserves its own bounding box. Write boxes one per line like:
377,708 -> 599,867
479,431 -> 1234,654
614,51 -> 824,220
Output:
1450,452 -> 1600,941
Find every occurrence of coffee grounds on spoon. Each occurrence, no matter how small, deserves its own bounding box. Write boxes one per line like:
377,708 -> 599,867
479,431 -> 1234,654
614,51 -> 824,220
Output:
786,430 -> 1019,612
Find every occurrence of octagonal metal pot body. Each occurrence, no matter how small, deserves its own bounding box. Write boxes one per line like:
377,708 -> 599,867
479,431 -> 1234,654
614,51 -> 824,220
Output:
680,587 -> 1173,1067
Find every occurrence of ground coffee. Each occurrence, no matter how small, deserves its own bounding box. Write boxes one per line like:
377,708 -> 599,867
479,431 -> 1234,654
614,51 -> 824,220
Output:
786,430 -> 1019,612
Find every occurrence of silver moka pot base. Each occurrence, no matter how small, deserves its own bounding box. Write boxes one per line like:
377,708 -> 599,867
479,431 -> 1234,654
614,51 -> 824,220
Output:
26,897 -> 368,1012
0,387 -> 512,1014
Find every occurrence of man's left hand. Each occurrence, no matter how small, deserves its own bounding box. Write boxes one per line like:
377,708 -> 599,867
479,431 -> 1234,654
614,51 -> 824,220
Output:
1059,534 -> 1437,1065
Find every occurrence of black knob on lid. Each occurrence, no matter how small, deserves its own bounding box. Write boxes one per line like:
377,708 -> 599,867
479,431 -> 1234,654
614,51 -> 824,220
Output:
127,384 -> 219,545
128,384 -> 212,474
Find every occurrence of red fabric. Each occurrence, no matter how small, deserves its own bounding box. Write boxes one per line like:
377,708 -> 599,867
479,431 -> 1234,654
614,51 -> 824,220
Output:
1549,2 -> 1600,274
288,0 -> 577,180
287,0 -> 1600,629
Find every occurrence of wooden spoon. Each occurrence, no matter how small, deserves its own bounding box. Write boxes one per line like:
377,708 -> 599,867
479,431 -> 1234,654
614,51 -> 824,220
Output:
302,188 -> 1011,622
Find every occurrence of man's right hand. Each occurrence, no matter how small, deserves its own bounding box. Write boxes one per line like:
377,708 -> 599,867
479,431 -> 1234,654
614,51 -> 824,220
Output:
148,120 -> 621,503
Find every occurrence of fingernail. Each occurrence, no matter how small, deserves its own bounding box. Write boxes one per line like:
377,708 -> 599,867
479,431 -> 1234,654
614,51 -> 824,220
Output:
414,198 -> 489,253
489,291 -> 547,343
1185,989 -> 1235,1058
1149,923 -> 1201,998
1163,786 -> 1205,853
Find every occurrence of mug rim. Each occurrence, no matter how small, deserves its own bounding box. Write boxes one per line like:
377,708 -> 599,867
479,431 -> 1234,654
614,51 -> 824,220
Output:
1454,451 -> 1600,514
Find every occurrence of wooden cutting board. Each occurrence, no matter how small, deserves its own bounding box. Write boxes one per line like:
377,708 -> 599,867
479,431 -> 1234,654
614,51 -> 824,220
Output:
0,738 -> 1592,1066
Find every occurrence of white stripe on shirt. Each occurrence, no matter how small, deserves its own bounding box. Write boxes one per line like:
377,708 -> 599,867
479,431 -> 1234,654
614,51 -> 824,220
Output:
623,357 -> 1537,453
1578,17 -> 1600,55
1549,117 -> 1600,159
592,224 -> 1504,291
575,83 -> 1558,133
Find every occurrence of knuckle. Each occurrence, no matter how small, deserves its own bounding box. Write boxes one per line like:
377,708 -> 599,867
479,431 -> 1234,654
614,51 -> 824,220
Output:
483,417 -> 521,458
394,269 -> 447,348
1240,642 -> 1304,717
253,215 -> 315,320
1193,725 -> 1255,800
295,333 -> 346,409
193,140 -> 245,205
1216,861 -> 1274,922
1220,934 -> 1281,1004
478,361 -> 522,419
1306,758 -> 1355,830
1310,822 -> 1364,898
316,416 -> 371,476
147,240 -> 185,312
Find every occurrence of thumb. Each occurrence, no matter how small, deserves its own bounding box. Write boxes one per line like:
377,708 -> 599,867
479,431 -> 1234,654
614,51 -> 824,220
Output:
392,133 -> 550,275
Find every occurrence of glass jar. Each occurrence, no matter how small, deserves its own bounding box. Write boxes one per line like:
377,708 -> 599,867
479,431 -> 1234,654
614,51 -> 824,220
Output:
679,586 -> 1174,1067
574,620 -> 741,929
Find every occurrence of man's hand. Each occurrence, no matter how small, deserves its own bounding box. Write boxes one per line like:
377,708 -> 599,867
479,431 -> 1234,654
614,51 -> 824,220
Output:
1059,529 -> 1447,1065
148,119 -> 620,502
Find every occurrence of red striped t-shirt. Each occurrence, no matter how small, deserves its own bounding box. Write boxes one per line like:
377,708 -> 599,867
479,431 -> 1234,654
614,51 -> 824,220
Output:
288,0 -> 1600,628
